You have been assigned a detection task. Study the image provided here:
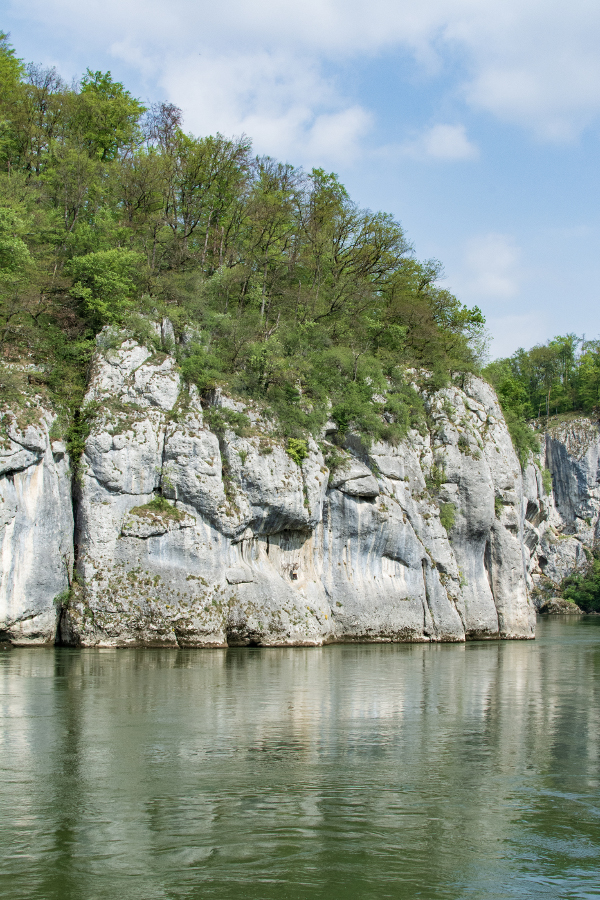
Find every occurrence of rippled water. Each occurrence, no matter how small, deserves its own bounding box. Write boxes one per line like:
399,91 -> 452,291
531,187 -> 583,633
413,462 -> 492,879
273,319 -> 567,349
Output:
1,618 -> 600,899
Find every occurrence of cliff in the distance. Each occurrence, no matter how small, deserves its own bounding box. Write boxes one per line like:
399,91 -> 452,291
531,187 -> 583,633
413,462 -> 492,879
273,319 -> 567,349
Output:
524,417 -> 600,604
1,334 -> 535,647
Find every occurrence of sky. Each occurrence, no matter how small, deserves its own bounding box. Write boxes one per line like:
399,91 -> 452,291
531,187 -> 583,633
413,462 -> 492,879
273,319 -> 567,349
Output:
3,0 -> 600,357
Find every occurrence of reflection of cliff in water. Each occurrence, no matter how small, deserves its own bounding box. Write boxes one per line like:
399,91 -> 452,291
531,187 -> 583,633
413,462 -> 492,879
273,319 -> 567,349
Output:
1,619 -> 599,900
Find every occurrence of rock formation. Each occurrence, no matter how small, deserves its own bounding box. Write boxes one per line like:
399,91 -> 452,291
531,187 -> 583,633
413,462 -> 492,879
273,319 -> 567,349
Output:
63,338 -> 535,646
2,336 -> 538,646
0,401 -> 73,643
524,417 -> 600,605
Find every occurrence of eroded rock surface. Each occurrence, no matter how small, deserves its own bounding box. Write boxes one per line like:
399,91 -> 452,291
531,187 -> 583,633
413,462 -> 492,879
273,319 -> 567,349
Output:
0,406 -> 73,644
59,338 -> 534,647
524,417 -> 600,605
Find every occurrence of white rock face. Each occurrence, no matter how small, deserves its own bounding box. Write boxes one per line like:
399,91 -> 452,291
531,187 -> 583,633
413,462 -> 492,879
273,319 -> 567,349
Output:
525,418 -> 600,602
13,336 -> 600,643
0,408 -> 73,644
59,339 -> 534,647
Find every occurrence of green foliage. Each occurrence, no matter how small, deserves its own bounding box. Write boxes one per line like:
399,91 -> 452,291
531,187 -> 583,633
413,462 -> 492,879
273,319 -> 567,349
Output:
503,407 -> 540,468
73,70 -> 145,161
0,34 -> 488,457
426,461 -> 445,495
458,433 -> 470,453
0,207 -> 31,275
323,445 -> 349,480
0,32 -> 23,89
484,334 -> 600,459
542,468 -> 553,495
203,406 -> 251,438
0,364 -> 30,411
67,248 -> 144,329
483,359 -> 541,467
561,558 -> 600,613
286,438 -> 308,466
180,342 -> 224,393
129,495 -> 184,522
439,502 -> 456,533
494,496 -> 503,519
53,587 -> 72,609
65,400 -> 99,475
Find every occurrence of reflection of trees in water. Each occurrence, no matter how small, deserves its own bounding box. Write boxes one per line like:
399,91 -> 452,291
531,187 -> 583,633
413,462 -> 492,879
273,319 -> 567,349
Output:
0,650 -> 86,900
500,622 -> 600,895
1,622 -> 600,899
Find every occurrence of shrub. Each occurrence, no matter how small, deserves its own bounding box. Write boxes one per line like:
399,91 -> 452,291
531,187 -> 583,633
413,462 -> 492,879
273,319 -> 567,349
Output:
204,407 -> 251,438
560,558 -> 600,612
67,248 -> 144,329
439,502 -> 456,534
458,433 -> 470,453
426,461 -> 445,495
286,438 -> 308,466
503,409 -> 540,468
542,468 -> 553,495
128,495 -> 184,522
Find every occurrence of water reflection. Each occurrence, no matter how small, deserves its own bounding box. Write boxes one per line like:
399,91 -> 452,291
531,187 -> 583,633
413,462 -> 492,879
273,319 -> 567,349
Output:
1,619 -> 599,899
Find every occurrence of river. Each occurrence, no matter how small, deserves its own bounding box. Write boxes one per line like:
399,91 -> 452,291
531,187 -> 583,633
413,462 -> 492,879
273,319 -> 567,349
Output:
1,617 -> 599,899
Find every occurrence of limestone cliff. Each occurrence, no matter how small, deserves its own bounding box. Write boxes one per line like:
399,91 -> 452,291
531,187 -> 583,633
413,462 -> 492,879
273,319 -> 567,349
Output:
1,337 -> 538,646
49,337 -> 532,647
0,400 -> 73,644
524,417 -> 600,604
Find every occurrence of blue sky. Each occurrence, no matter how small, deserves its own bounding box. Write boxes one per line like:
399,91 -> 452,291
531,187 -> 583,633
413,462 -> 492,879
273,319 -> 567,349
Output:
3,0 -> 600,357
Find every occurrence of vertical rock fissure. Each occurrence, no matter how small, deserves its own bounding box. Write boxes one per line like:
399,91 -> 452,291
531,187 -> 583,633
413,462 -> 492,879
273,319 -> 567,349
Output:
484,539 -> 493,594
158,424 -> 171,502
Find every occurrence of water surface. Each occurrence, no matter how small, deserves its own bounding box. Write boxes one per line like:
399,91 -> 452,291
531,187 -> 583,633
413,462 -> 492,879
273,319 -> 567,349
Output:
1,618 -> 599,899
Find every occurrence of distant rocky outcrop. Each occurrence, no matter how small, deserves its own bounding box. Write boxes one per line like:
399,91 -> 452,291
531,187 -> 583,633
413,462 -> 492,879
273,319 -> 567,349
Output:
538,597 -> 583,615
523,416 -> 600,607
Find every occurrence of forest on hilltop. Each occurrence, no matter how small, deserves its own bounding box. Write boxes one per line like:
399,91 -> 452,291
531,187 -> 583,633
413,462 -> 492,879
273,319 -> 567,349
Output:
0,31 -> 487,454
483,334 -> 600,464
5,32 -> 596,470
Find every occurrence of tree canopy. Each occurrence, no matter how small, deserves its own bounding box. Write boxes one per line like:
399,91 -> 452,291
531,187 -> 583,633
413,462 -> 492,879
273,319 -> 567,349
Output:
0,33 -> 487,448
483,334 -> 600,465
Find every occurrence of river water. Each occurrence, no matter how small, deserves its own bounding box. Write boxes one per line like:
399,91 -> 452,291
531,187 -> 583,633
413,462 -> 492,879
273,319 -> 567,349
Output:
1,618 -> 599,900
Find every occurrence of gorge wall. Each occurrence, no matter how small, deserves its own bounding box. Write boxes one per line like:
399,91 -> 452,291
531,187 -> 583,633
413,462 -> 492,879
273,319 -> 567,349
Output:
1,335 -> 538,646
0,403 -> 73,644
524,417 -> 600,603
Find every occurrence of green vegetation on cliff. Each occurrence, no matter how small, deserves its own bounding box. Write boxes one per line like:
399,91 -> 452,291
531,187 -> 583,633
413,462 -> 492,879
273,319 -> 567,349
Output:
560,557 -> 600,613
484,334 -> 600,465
0,33 -> 486,445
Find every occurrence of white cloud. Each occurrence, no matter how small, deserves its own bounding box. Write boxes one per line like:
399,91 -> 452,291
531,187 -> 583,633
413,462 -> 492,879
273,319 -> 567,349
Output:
304,107 -> 373,164
486,313 -> 544,358
402,124 -> 478,161
461,233 -> 522,300
10,0 -> 600,150
155,49 -> 371,163
444,234 -> 538,356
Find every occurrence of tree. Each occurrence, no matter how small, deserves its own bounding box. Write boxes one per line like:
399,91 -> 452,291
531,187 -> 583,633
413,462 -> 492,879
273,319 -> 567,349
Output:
0,32 -> 25,171
69,70 -> 145,161
67,248 -> 144,328
4,64 -> 66,175
164,131 -> 251,269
